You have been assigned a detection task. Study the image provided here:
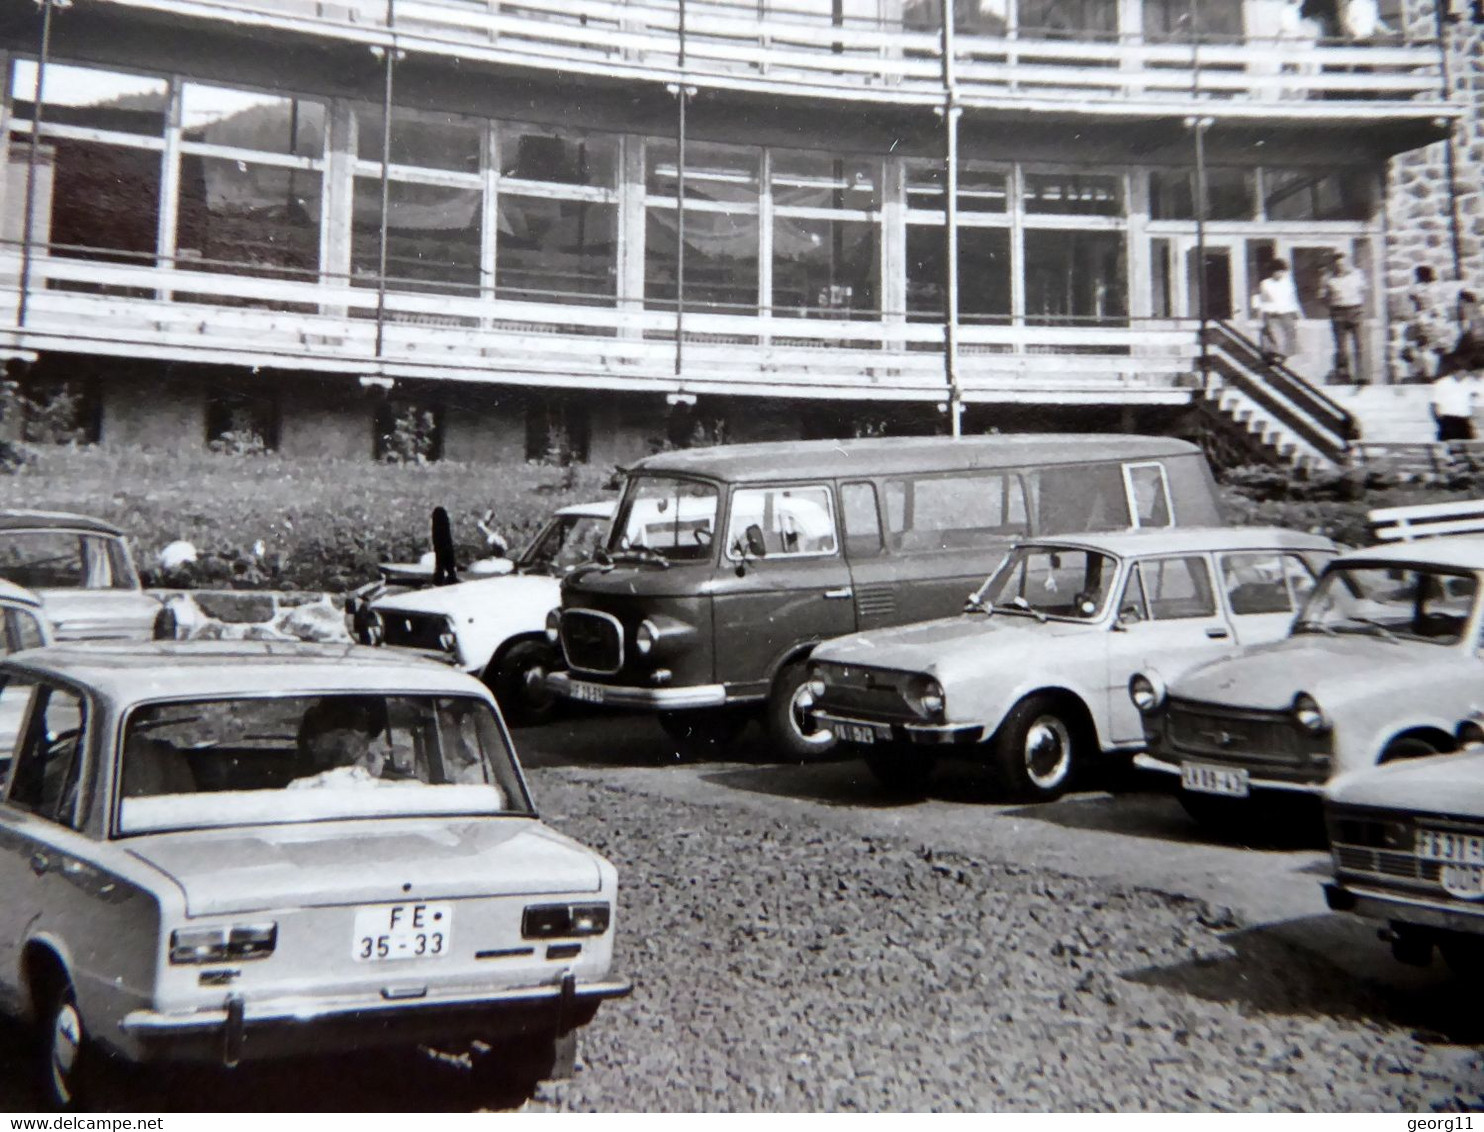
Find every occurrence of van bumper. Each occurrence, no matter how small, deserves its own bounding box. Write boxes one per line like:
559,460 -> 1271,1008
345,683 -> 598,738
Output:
546,671 -> 729,709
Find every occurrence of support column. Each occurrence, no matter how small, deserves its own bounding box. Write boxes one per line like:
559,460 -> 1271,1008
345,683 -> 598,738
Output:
321,101 -> 356,315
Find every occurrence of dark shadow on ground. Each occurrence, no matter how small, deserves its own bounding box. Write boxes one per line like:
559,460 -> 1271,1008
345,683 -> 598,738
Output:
1123,914 -> 1484,1042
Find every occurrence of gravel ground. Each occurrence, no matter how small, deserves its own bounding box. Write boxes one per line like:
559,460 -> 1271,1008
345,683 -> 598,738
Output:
520,767 -> 1484,1113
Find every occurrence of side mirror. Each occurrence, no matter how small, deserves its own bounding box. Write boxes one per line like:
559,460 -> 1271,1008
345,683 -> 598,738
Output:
745,524 -> 768,559
1114,605 -> 1142,631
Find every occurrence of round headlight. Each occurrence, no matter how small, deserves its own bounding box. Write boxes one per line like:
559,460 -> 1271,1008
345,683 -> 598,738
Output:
908,675 -> 945,719
545,607 -> 562,644
807,676 -> 826,699
1293,692 -> 1330,734
1129,672 -> 1165,714
636,620 -> 657,655
438,629 -> 458,654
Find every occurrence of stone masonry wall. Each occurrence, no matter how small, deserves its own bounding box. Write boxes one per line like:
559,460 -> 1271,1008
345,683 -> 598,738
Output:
1386,3 -> 1484,374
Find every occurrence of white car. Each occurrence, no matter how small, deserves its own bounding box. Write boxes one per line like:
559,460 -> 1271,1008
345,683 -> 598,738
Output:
359,502 -> 613,725
808,527 -> 1335,800
0,510 -> 162,641
0,641 -> 629,1107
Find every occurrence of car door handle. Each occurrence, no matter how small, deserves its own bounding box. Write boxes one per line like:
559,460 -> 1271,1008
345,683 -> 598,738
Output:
29,852 -> 50,876
823,588 -> 854,600
1205,627 -> 1230,639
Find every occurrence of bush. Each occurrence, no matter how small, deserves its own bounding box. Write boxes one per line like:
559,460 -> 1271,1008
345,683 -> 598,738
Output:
21,448 -> 614,592
378,405 -> 438,465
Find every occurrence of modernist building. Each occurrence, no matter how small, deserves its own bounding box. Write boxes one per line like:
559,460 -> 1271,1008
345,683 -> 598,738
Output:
0,0 -> 1476,466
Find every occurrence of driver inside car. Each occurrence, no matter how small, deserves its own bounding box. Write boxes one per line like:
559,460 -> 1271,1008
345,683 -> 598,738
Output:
289,696 -> 401,789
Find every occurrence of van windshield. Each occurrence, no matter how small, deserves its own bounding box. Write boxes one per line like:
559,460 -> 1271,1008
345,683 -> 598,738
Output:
611,476 -> 719,563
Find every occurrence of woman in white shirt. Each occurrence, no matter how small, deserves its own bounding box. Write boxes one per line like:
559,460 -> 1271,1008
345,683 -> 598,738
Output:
1253,258 -> 1303,364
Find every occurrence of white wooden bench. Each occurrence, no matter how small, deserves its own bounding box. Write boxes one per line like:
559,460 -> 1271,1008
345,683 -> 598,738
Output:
1368,499 -> 1484,542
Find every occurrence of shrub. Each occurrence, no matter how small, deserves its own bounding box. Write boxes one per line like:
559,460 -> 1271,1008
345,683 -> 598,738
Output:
378,405 -> 438,465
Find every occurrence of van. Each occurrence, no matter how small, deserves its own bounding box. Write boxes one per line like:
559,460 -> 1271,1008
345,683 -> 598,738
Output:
545,434 -> 1223,759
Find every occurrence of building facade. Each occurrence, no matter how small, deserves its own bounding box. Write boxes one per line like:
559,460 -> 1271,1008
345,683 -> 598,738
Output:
0,0 -> 1472,464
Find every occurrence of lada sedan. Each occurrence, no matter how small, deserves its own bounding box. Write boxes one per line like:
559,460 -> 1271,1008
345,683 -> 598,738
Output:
0,641 -> 629,1107
0,510 -> 162,641
1134,536 -> 1484,829
356,501 -> 613,726
1323,748 -> 1484,975
807,527 -> 1333,800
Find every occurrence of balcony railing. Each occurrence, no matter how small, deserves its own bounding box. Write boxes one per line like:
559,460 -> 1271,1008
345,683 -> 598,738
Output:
0,251 -> 1196,403
94,0 -> 1448,110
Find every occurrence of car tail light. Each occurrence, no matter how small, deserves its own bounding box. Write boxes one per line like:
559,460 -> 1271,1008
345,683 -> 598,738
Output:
522,903 -> 611,939
170,923 -> 277,965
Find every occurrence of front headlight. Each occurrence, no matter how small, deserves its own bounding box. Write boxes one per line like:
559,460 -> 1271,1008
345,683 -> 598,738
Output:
806,664 -> 826,700
636,620 -> 657,655
1129,672 -> 1166,714
522,903 -> 612,939
437,625 -> 458,655
906,674 -> 945,721
545,607 -> 562,644
170,922 -> 277,965
355,609 -> 384,647
1293,692 -> 1331,735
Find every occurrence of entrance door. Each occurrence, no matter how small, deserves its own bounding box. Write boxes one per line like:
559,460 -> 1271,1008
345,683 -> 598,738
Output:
1173,236 -> 1250,327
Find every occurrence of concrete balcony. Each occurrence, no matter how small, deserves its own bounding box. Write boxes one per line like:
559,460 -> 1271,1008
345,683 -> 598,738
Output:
0,251 -> 1197,406
79,0 -> 1453,122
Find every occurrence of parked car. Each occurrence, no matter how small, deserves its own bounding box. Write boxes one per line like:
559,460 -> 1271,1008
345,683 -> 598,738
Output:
0,510 -> 162,641
1323,746 -> 1484,975
546,435 -> 1226,760
1133,533 -> 1484,829
807,527 -> 1335,799
0,641 -> 630,1107
355,501 -> 613,725
0,579 -> 51,774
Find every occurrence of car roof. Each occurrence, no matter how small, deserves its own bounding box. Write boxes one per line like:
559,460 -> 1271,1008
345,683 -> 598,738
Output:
627,435 -> 1201,484
0,509 -> 125,536
1337,535 -> 1484,571
554,500 -> 616,519
1021,526 -> 1335,558
1,641 -> 489,703
0,578 -> 43,608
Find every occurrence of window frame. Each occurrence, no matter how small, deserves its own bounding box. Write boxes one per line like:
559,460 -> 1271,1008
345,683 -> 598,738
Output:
723,483 -> 840,562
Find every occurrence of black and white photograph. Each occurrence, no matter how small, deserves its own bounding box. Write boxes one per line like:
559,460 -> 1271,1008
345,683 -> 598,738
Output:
1,0 -> 1483,1114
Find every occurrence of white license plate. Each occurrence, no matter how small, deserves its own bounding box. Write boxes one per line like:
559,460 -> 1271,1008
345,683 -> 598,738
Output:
352,902 -> 453,962
836,722 -> 888,745
1181,762 -> 1249,798
1440,864 -> 1484,900
568,680 -> 606,704
1417,829 -> 1484,865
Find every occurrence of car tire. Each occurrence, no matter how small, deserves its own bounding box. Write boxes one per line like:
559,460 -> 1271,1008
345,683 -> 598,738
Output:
38,982 -> 94,1110
765,661 -> 836,763
471,1031 -> 577,1105
1177,791 -> 1251,835
991,695 -> 1077,802
864,751 -> 934,798
657,709 -> 750,761
488,640 -> 562,728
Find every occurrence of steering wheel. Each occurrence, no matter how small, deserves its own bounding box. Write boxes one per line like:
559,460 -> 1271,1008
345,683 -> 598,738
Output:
693,527 -> 713,547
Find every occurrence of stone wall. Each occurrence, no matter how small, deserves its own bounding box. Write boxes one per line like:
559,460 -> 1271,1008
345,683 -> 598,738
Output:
1386,4 -> 1484,373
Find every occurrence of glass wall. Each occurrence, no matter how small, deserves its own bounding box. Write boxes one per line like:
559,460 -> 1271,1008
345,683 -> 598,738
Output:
771,150 -> 881,318
905,160 -> 1011,323
645,140 -> 760,313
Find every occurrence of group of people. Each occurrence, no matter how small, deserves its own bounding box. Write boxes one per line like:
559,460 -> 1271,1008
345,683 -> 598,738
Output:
1252,251 -> 1370,384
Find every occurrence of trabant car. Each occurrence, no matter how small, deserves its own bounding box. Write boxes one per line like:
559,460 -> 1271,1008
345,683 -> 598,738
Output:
0,511 -> 162,641
807,527 -> 1334,800
357,501 -> 613,725
546,435 -> 1225,761
1134,535 -> 1484,828
0,642 -> 629,1106
1323,747 -> 1484,976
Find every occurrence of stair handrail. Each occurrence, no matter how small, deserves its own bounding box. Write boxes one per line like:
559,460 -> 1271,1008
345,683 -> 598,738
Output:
1203,321 -> 1358,462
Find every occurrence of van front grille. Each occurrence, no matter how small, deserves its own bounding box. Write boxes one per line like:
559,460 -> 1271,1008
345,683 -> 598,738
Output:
561,609 -> 623,675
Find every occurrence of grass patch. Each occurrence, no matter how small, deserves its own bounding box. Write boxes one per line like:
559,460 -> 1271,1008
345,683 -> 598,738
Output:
7,448 -> 615,592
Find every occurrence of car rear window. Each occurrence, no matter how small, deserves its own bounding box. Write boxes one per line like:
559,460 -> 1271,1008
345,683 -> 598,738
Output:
116,693 -> 532,835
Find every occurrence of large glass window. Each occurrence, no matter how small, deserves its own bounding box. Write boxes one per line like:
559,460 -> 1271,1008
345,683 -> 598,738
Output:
902,0 -> 1010,36
905,161 -> 1007,214
906,226 -> 1012,324
10,61 -> 167,136
1024,230 -> 1127,324
356,105 -> 482,174
501,126 -> 616,188
1149,169 -> 1256,222
353,179 -> 482,294
1263,169 -> 1374,222
1024,171 -> 1123,217
772,151 -> 881,319
1016,0 -> 1117,39
646,141 -> 761,314
182,84 -> 323,157
1143,0 -> 1243,41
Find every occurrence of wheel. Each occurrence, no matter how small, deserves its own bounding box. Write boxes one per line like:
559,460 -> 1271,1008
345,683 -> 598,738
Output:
764,661 -> 836,763
487,640 -> 562,728
657,708 -> 750,760
990,695 -> 1078,801
1381,736 -> 1443,762
864,750 -> 934,798
38,982 -> 93,1110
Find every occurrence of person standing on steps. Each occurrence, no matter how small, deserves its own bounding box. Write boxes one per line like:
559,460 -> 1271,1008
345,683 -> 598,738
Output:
1253,258 -> 1302,366
1321,250 -> 1368,383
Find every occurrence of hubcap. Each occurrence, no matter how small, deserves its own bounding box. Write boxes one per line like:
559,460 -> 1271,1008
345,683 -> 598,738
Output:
1023,715 -> 1071,790
789,685 -> 832,747
521,662 -> 555,710
50,1001 -> 81,1104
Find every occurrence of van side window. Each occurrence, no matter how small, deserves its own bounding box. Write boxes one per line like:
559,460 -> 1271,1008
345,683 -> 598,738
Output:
1136,556 -> 1217,621
727,485 -> 838,558
840,482 -> 883,557
1125,463 -> 1173,529
881,473 -> 1028,552
1031,463 -> 1131,534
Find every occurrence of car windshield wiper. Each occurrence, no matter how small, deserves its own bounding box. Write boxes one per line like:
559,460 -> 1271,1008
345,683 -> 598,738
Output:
1292,617 -> 1338,637
1008,596 -> 1049,623
964,592 -> 995,616
611,543 -> 671,569
1336,616 -> 1401,643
